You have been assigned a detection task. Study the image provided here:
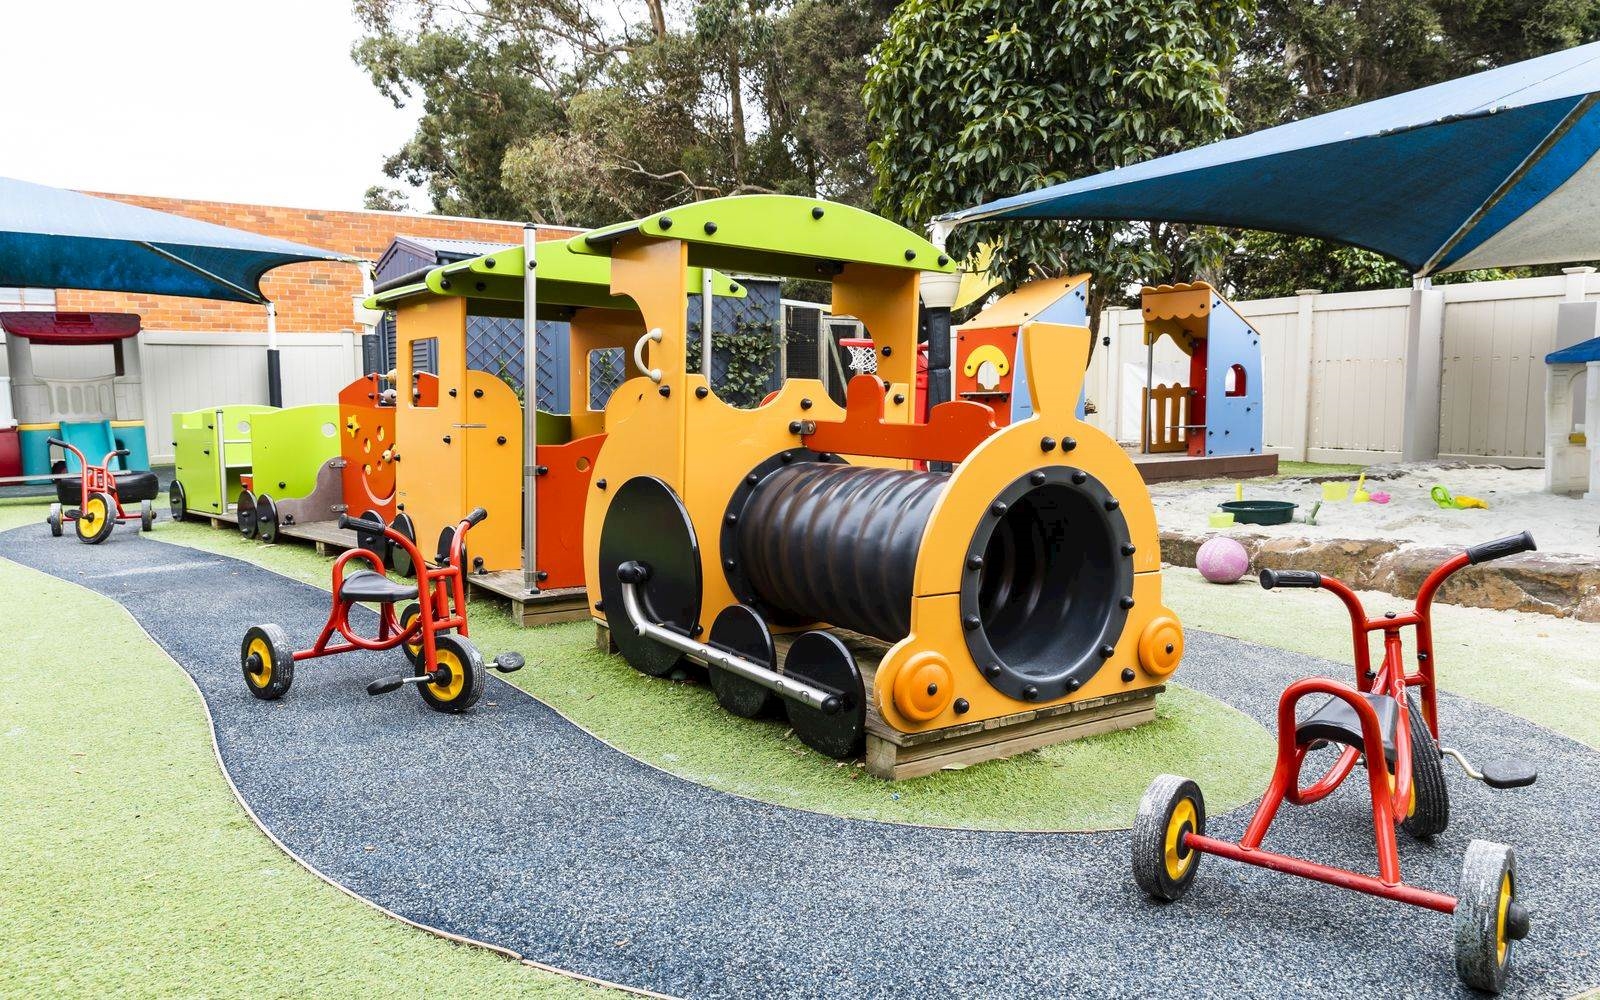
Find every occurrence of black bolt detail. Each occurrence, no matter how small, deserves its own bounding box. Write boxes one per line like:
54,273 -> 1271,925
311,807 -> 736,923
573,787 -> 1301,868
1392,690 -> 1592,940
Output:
1104,498 -> 1120,511
983,663 -> 1002,679
1022,684 -> 1039,700
496,435 -> 506,445
536,570 -> 548,581
1063,437 -> 1077,451
1030,471 -> 1047,486
475,281 -> 486,292
937,254 -> 950,266
691,624 -> 703,636
596,479 -> 607,490
484,257 -> 496,268
439,277 -> 451,289
725,512 -> 739,525
659,215 -> 672,229
1165,643 -> 1175,655
695,386 -> 709,398
967,556 -> 984,571
1122,544 -> 1136,556
881,379 -> 891,390
963,614 -> 981,631
811,205 -> 825,219
990,501 -> 1008,516
1071,470 -> 1087,484
882,345 -> 894,357
1120,596 -> 1135,610
1040,436 -> 1057,452
1067,677 -> 1082,692
953,697 -> 970,714
893,393 -> 906,404
448,388 -> 457,397
442,435 -> 452,444
724,558 -> 736,569
536,465 -> 549,476
789,420 -> 804,434
800,397 -> 813,409
594,601 -> 604,612
1418,651 -> 1430,661
904,249 -> 916,261
474,388 -> 484,398
780,451 -> 794,463
926,682 -> 939,696
658,385 -> 671,397
704,221 -> 718,234
1121,668 -> 1136,683
1099,644 -> 1116,658
747,473 -> 760,484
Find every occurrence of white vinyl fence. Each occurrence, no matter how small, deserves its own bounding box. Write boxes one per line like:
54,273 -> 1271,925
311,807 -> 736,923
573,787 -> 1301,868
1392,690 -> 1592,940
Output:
1079,268 -> 1596,466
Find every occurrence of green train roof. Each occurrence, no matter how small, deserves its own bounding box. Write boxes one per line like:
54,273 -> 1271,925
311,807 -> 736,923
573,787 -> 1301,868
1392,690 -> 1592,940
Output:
365,238 -> 745,320
569,195 -> 955,280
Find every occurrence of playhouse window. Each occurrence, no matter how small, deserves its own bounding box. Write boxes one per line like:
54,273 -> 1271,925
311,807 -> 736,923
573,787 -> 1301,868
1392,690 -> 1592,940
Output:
1225,363 -> 1247,397
588,347 -> 627,411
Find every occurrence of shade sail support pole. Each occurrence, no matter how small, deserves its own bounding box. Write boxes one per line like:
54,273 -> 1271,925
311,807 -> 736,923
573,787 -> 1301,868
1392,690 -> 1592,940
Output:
522,225 -> 540,595
265,302 -> 282,408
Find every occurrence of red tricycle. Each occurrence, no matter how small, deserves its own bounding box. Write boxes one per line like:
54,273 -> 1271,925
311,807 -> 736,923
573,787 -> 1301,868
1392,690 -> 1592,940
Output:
239,506 -> 523,712
1135,532 -> 1540,994
45,436 -> 160,544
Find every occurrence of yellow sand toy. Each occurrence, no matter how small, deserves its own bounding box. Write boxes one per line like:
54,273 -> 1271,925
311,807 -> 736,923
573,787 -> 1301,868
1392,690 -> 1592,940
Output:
1432,485 -> 1489,510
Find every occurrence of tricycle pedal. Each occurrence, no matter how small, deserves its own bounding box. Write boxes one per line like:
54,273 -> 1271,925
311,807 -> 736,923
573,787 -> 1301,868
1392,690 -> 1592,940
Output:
1480,757 -> 1537,790
492,652 -> 525,673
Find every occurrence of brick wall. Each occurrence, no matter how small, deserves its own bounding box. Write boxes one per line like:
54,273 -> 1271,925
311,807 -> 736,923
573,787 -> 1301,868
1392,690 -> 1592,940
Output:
55,193 -> 577,333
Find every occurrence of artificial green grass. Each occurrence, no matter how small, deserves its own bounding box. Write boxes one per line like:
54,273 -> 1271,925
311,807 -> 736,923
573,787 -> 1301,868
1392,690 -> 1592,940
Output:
1275,459 -> 1365,478
1164,567 -> 1600,749
0,537 -> 603,998
134,513 -> 1276,832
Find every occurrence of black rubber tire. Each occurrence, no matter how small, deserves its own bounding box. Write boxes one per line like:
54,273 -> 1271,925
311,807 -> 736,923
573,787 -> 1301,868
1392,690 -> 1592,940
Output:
237,489 -> 258,538
169,479 -> 187,520
140,501 -> 155,532
256,494 -> 279,544
76,491 -> 116,545
389,512 -> 417,578
398,602 -> 425,669
47,503 -> 63,537
1133,774 -> 1206,902
241,624 -> 296,700
417,633 -> 486,713
1455,840 -> 1520,994
1401,693 -> 1450,839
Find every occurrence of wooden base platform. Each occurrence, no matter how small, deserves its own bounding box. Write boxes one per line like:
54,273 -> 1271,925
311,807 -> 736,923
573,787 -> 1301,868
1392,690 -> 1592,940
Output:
598,621 -> 1161,780
191,509 -> 590,626
1130,449 -> 1278,484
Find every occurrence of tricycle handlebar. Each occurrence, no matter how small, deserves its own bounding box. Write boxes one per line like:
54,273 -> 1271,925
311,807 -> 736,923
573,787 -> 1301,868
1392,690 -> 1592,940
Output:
1260,568 -> 1322,590
1466,531 -> 1536,565
464,506 -> 488,527
339,513 -> 389,534
46,436 -> 69,449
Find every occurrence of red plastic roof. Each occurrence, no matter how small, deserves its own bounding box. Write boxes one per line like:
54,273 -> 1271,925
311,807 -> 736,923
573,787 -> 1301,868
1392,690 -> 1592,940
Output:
0,311 -> 141,344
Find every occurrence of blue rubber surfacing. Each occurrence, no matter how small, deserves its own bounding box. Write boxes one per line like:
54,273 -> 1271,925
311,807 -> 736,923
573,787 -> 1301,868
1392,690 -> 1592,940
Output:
5,525 -> 1599,1000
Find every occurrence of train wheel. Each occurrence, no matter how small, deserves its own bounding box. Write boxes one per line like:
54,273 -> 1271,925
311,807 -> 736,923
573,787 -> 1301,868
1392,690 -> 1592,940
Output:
1455,840 -> 1527,994
1133,774 -> 1206,902
782,630 -> 864,759
241,624 -> 295,700
398,602 -> 425,669
706,604 -> 779,718
237,489 -> 258,538
1400,694 -> 1450,839
355,508 -> 390,570
596,476 -> 702,679
77,491 -> 116,545
47,503 -> 63,537
389,511 -> 417,578
169,479 -> 187,520
417,634 -> 485,713
256,494 -> 280,544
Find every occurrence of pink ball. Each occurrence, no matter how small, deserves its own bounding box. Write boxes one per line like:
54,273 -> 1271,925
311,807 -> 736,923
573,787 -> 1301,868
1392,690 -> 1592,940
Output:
1196,536 -> 1250,584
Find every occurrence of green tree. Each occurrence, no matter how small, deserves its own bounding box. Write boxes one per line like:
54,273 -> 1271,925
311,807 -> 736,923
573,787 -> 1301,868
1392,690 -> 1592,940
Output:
864,0 -> 1252,327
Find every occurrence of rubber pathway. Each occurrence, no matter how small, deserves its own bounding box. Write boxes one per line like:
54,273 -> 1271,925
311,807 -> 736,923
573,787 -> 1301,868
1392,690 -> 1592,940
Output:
6,526 -> 1599,999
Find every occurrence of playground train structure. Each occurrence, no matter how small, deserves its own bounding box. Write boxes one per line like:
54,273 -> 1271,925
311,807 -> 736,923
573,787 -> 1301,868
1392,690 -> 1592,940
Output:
153,194 -> 1208,777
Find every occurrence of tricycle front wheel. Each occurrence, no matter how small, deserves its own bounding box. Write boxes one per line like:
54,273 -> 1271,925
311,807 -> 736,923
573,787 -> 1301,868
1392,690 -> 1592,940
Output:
241,624 -> 296,701
416,633 -> 485,713
1455,840 -> 1527,994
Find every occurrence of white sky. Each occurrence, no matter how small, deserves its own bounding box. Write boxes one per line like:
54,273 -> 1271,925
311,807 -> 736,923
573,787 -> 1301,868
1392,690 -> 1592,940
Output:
0,1 -> 426,211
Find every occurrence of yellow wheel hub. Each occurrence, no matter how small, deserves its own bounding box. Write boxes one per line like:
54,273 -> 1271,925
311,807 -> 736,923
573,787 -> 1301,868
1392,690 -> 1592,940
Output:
246,637 -> 273,687
78,496 -> 108,537
427,649 -> 467,702
402,610 -> 423,658
1163,798 -> 1197,880
1496,872 -> 1513,964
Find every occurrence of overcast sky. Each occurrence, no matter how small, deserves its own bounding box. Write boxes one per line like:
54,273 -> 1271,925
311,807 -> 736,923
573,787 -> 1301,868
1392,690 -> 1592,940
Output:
0,1 -> 426,211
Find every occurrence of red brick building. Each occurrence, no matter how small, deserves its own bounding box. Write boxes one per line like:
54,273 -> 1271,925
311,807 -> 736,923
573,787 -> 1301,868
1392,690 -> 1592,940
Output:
55,192 -> 575,332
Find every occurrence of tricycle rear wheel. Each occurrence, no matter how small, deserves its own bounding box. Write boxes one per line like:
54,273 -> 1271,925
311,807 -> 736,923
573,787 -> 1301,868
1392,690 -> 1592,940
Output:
1401,693 -> 1450,839
47,503 -> 63,537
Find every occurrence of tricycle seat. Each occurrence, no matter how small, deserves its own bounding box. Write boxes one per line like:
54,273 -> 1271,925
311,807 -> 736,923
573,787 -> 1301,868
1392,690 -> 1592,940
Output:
1296,692 -> 1399,763
339,570 -> 418,605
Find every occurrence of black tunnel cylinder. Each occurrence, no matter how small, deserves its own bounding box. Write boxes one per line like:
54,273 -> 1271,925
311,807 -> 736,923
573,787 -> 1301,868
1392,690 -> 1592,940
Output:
732,463 -> 948,641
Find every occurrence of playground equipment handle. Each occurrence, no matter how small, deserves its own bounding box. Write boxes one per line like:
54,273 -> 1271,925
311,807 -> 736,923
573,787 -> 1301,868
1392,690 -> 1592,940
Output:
46,437 -> 69,449
633,328 -> 664,383
464,507 -> 488,527
339,513 -> 389,535
1465,531 -> 1537,565
1259,568 -> 1322,589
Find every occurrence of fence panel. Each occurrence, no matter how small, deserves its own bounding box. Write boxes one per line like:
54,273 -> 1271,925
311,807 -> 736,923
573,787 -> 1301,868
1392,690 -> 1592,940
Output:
1439,286 -> 1561,461
1305,297 -> 1409,458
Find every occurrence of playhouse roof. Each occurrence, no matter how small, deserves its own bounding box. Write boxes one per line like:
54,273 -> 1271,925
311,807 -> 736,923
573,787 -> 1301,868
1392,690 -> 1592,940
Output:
365,238 -> 745,320
941,41 -> 1600,276
958,273 -> 1089,330
1547,336 -> 1600,364
0,310 -> 140,344
570,196 -> 956,280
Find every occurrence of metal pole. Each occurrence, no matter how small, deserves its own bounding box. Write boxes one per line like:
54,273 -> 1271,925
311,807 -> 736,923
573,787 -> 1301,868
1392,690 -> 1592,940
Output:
265,303 -> 282,408
700,269 -> 714,380
521,224 -> 540,593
